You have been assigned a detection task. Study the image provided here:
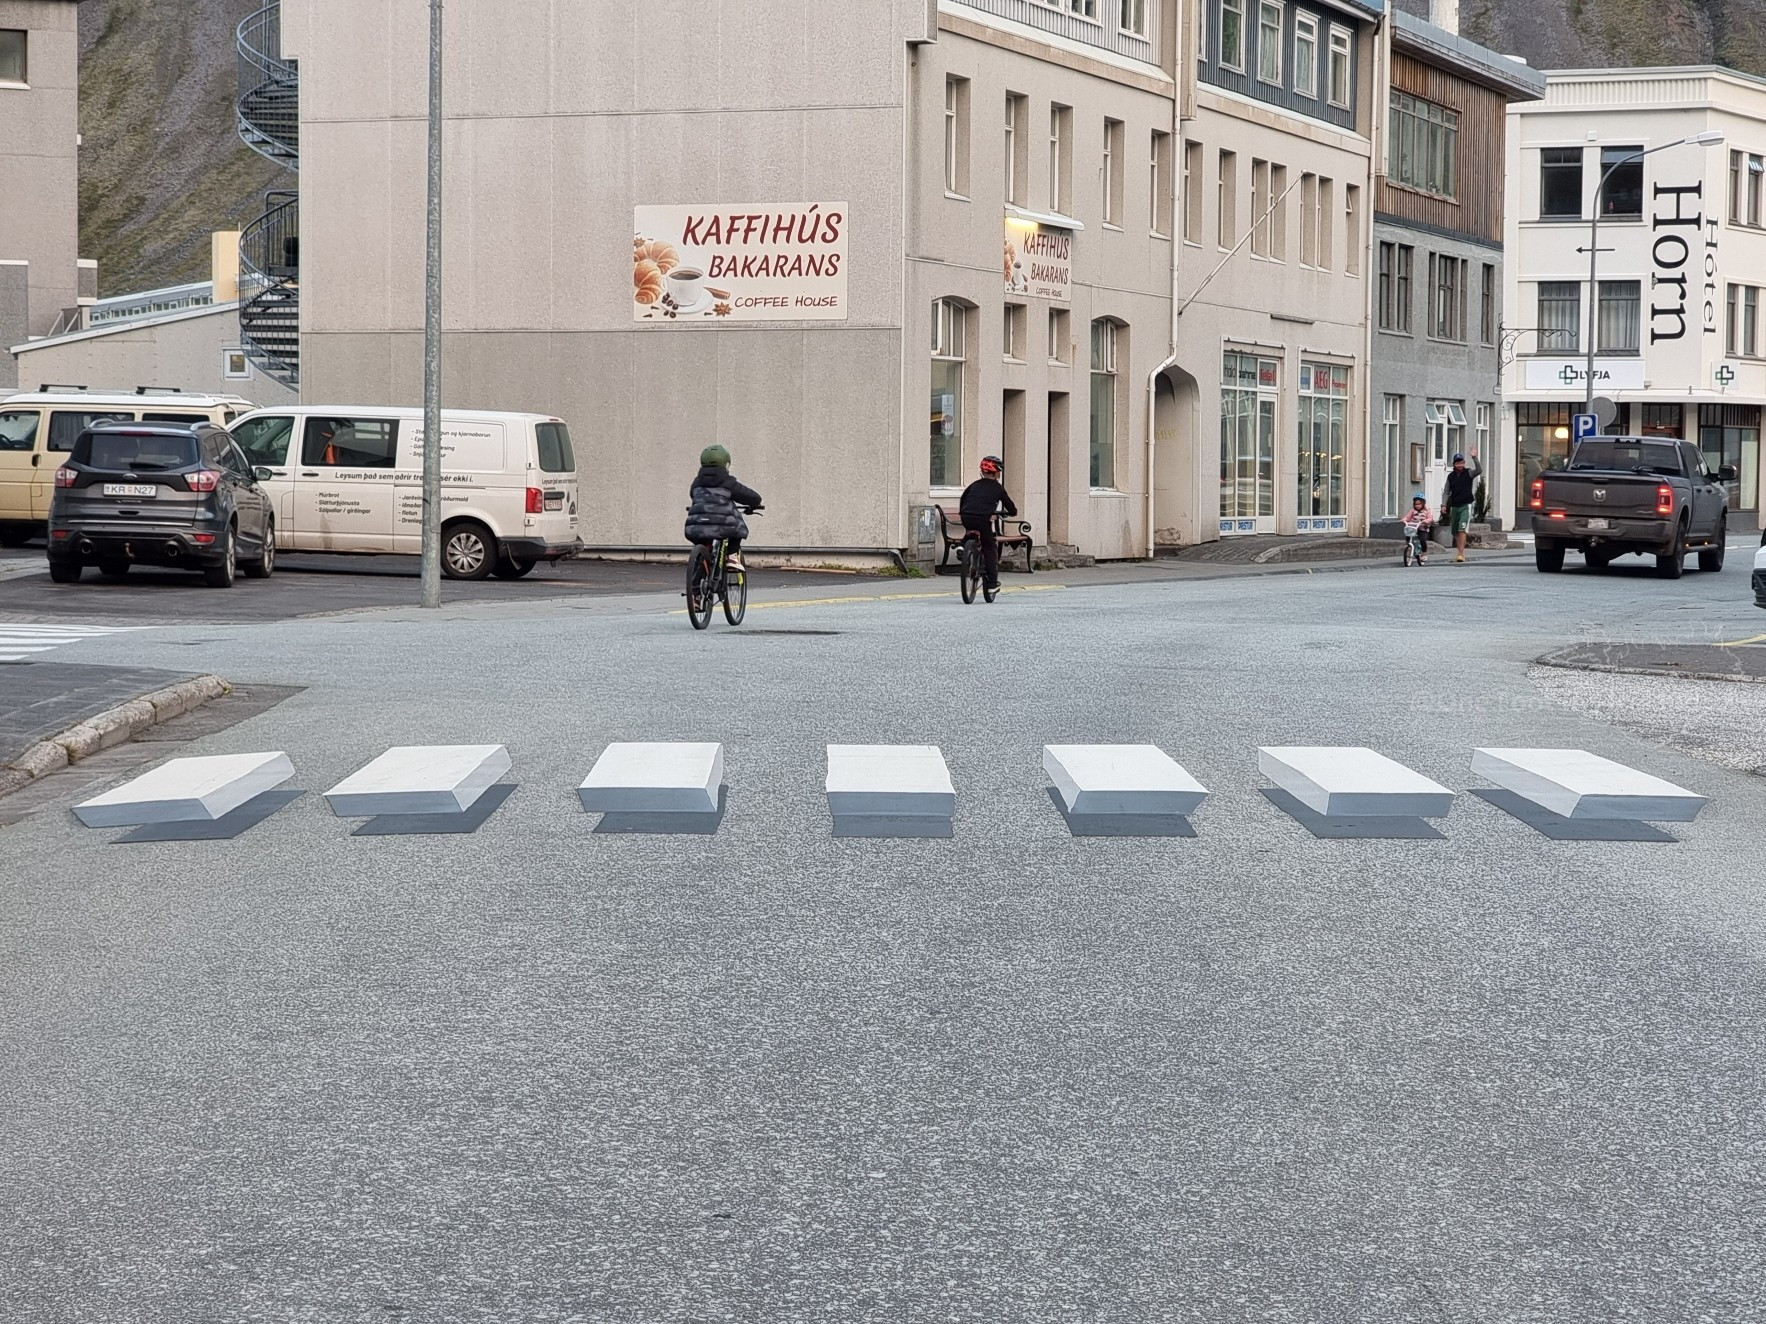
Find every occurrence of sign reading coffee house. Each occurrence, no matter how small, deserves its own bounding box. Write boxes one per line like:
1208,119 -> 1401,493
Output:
632,204 -> 849,323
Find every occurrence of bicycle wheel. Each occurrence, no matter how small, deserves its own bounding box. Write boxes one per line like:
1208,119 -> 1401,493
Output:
959,539 -> 979,604
722,560 -> 748,625
686,548 -> 715,630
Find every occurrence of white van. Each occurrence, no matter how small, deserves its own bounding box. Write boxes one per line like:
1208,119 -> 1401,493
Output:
0,387 -> 257,543
227,406 -> 581,578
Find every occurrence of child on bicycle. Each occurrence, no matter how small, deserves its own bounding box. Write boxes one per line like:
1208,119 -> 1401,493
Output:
685,444 -> 763,571
1401,493 -> 1434,567
959,455 -> 1018,591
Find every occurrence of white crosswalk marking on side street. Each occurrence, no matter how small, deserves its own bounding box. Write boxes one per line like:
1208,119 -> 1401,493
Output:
0,622 -> 140,663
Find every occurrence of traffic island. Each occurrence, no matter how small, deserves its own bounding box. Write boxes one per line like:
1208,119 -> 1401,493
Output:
1537,641 -> 1766,685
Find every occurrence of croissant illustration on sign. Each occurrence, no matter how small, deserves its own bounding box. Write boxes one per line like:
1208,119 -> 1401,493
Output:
633,204 -> 850,323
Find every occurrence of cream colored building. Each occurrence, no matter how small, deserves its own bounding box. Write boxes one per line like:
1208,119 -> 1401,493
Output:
1503,67 -> 1766,531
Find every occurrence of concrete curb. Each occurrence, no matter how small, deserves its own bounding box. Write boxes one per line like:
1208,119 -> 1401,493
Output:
0,674 -> 230,799
1534,657 -> 1766,686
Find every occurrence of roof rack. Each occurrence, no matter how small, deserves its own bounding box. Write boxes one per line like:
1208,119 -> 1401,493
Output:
134,385 -> 188,395
38,383 -> 89,392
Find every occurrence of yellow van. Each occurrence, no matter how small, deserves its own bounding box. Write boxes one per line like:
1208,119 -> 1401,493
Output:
0,386 -> 256,544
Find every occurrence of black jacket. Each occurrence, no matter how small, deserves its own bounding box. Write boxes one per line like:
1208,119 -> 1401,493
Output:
1443,456 -> 1482,508
959,477 -> 1017,523
684,464 -> 762,544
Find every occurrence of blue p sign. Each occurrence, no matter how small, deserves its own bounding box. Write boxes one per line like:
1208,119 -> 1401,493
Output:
1572,412 -> 1599,442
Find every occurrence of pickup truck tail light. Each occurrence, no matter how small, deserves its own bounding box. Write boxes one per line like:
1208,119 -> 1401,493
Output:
525,486 -> 544,514
54,466 -> 77,488
1529,479 -> 1544,511
187,470 -> 221,493
1656,485 -> 1674,516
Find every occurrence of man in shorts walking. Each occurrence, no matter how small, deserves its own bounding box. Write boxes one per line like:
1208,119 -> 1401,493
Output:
1440,451 -> 1483,563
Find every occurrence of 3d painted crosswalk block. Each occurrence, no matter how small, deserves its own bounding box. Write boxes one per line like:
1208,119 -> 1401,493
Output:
323,745 -> 510,817
73,752 -> 295,827
826,745 -> 955,817
579,742 -> 723,814
1258,746 -> 1454,817
1472,748 -> 1706,821
1043,744 -> 1208,816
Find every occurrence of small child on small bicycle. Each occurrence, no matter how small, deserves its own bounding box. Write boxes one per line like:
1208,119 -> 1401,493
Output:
685,444 -> 763,571
1401,493 -> 1434,566
959,455 -> 1018,591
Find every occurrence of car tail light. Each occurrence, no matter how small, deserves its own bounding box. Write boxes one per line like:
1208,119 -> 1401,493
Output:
525,486 -> 544,514
1656,485 -> 1674,516
192,533 -> 216,545
1549,512 -> 1568,519
1529,479 -> 1544,510
54,466 -> 77,488
187,470 -> 221,492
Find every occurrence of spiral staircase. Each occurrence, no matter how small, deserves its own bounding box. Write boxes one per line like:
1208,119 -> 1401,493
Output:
236,3 -> 300,388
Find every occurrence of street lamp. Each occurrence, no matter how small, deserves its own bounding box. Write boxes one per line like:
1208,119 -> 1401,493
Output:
1580,130 -> 1725,418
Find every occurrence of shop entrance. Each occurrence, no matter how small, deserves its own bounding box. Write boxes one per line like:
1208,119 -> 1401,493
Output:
1219,351 -> 1277,535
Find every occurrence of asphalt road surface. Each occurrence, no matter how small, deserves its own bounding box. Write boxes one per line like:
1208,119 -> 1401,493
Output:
2,557 -> 1763,1322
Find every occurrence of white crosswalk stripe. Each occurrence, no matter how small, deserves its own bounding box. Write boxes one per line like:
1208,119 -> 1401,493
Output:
0,622 -> 140,662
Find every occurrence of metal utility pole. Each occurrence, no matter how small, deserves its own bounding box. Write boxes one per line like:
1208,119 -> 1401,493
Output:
419,0 -> 444,608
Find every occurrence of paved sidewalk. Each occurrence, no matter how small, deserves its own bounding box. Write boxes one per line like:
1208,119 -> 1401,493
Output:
0,662 -> 200,765
1539,638 -> 1766,684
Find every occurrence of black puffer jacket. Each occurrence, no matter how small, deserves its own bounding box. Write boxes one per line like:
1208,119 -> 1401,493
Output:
684,464 -> 763,544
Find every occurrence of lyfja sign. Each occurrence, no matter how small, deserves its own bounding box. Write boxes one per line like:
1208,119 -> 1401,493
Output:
1648,182 -> 1719,344
1524,358 -> 1646,391
1003,220 -> 1072,302
632,204 -> 849,322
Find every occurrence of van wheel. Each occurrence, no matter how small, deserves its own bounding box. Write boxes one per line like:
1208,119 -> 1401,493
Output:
492,555 -> 536,579
48,560 -> 82,584
242,519 -> 275,579
442,520 -> 496,580
1698,517 -> 1727,573
204,526 -> 237,588
0,523 -> 35,548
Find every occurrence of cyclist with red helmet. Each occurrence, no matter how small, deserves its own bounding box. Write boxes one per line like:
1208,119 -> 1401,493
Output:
958,455 -> 1018,593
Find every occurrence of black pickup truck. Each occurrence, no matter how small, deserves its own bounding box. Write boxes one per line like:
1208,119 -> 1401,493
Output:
1528,436 -> 1734,579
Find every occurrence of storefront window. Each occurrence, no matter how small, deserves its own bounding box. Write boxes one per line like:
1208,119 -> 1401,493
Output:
1297,362 -> 1349,518
1515,402 -> 1572,510
1220,352 -> 1277,523
1639,404 -> 1683,438
1699,403 -> 1760,511
930,299 -> 966,488
1089,320 -> 1119,489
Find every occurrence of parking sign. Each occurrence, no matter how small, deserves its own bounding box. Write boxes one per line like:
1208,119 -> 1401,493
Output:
1572,413 -> 1598,442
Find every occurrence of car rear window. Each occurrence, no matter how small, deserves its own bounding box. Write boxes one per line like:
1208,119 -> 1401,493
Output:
536,422 -> 575,474
73,431 -> 200,471
1567,440 -> 1684,474
48,410 -> 131,452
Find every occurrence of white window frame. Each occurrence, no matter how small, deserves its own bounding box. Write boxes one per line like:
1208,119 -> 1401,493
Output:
1004,95 -> 1018,206
1049,104 -> 1070,214
1151,130 -> 1172,236
1327,25 -> 1352,109
1103,118 -> 1124,227
931,299 -> 968,491
222,349 -> 252,380
1049,306 -> 1071,364
0,27 -> 26,86
1383,394 -> 1404,517
1090,319 -> 1120,490
1120,0 -> 1149,39
1258,0 -> 1283,86
1220,0 -> 1246,73
943,77 -> 969,198
1475,402 -> 1492,468
1293,12 -> 1317,99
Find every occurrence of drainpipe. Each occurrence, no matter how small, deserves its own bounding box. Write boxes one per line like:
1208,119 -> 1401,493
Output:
1147,8 -> 1181,559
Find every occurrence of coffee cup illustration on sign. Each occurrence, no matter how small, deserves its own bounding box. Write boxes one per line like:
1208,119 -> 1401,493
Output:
667,267 -> 706,309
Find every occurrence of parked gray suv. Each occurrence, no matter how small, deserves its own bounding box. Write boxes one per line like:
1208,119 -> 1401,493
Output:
47,421 -> 275,587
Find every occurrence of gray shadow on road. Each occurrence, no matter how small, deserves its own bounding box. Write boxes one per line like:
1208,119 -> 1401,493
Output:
1044,786 -> 1197,837
591,785 -> 729,835
1261,787 -> 1446,840
349,783 -> 518,836
111,789 -> 306,843
1469,788 -> 1678,842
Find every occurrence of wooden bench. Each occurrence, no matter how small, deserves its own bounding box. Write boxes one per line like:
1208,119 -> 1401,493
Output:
934,506 -> 1034,575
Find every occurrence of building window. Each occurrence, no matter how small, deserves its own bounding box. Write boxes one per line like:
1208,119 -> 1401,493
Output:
1537,281 -> 1580,352
1220,0 -> 1245,71
1345,185 -> 1361,274
1379,242 -> 1413,332
1327,26 -> 1351,108
1425,400 -> 1466,465
1318,177 -> 1333,271
1480,263 -> 1496,345
1005,94 -> 1028,206
1221,352 -> 1278,520
1727,283 -> 1760,357
944,77 -> 970,197
1640,403 -> 1684,438
1004,303 -> 1027,361
0,29 -> 24,84
1049,306 -> 1070,363
1699,403 -> 1761,512
1599,145 -> 1644,219
1090,320 -> 1119,489
930,299 -> 967,488
1475,402 -> 1493,470
1049,104 -> 1072,213
1597,280 -> 1640,353
1270,163 -> 1287,260
1540,147 -> 1583,218
1151,131 -> 1173,235
1730,150 -> 1765,226
1103,118 -> 1125,226
1300,174 -> 1318,267
1382,394 -> 1404,518
1121,0 -> 1149,38
1297,362 -> 1350,519
1251,159 -> 1269,257
1430,254 -> 1466,341
1387,91 -> 1458,199
1070,0 -> 1099,17
1258,1 -> 1283,84
1183,139 -> 1203,241
1293,12 -> 1317,98
1218,149 -> 1237,248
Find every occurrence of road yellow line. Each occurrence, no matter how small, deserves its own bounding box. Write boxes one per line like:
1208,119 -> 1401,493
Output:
668,583 -> 1067,615
1715,632 -> 1766,647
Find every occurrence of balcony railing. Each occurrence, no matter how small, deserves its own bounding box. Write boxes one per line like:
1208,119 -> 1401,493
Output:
238,191 -> 300,387
237,3 -> 298,169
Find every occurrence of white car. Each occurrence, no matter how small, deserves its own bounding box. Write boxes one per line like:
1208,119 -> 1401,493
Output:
1755,531 -> 1766,608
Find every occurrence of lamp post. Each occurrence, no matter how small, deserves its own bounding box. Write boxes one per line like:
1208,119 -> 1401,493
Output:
419,0 -> 444,608
1580,131 -> 1725,418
